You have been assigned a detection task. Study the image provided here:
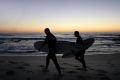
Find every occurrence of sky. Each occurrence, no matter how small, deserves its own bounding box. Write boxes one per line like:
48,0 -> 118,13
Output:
0,0 -> 120,33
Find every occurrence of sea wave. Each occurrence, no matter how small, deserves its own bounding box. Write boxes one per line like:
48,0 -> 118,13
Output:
0,32 -> 120,56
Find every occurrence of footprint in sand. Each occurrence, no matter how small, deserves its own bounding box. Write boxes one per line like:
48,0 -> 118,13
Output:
76,68 -> 83,70
26,77 -> 31,80
96,69 -> 111,80
96,69 -> 108,73
76,67 -> 87,71
16,66 -> 26,70
99,76 -> 112,80
24,69 -> 33,73
87,66 -> 95,70
50,74 -> 64,80
6,70 -> 16,76
67,71 -> 77,74
62,63 -> 73,66
74,65 -> 80,67
45,78 -> 51,80
97,73 -> 106,76
76,75 -> 86,80
60,67 -> 65,70
42,69 -> 49,72
0,60 -> 6,63
61,63 -> 68,65
23,63 -> 30,66
39,65 -> 45,68
8,61 -> 18,64
8,61 -> 24,65
112,72 -> 120,76
96,70 -> 107,76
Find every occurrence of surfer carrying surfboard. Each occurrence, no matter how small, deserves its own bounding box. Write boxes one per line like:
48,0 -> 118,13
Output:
74,31 -> 87,71
39,28 -> 62,75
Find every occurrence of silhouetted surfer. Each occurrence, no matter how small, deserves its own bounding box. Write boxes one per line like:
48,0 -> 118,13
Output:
74,31 -> 87,71
39,28 -> 61,75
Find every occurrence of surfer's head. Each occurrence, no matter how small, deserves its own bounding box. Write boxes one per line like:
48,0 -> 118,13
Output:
44,28 -> 50,35
74,31 -> 79,37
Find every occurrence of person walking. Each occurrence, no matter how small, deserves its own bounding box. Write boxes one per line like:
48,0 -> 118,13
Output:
74,31 -> 87,71
39,28 -> 62,75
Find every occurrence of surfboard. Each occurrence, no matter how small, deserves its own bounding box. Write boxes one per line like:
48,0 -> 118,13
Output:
34,38 -> 95,57
34,41 -> 75,53
62,38 -> 95,58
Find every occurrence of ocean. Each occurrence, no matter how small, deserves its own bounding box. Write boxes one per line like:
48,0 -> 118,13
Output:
0,32 -> 120,56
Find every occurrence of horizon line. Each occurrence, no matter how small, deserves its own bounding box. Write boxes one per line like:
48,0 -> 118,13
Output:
0,31 -> 120,34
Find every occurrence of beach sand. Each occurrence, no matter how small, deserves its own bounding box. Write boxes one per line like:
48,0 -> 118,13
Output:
0,54 -> 120,80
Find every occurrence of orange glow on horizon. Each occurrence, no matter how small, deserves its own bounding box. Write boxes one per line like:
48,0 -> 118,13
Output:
0,25 -> 120,33
0,21 -> 120,33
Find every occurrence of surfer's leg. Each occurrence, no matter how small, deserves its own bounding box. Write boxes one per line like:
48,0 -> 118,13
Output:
80,54 -> 87,71
75,51 -> 87,71
45,54 -> 50,69
75,54 -> 81,62
42,55 -> 50,72
51,55 -> 61,75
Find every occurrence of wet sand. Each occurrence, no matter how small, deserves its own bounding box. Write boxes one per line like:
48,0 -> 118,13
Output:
0,54 -> 120,80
